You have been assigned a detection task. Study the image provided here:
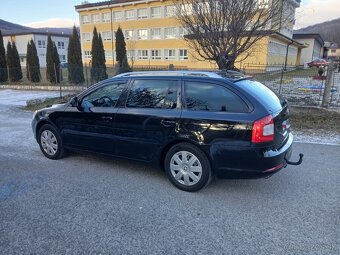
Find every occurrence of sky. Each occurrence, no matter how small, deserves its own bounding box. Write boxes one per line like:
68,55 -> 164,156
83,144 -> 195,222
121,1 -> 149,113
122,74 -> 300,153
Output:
0,0 -> 339,29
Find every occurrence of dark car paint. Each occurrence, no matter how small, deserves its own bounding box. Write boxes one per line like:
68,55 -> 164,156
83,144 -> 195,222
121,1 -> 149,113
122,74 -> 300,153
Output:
32,75 -> 294,176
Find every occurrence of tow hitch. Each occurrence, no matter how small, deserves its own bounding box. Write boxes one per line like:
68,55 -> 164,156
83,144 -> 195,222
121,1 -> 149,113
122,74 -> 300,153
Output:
286,153 -> 304,166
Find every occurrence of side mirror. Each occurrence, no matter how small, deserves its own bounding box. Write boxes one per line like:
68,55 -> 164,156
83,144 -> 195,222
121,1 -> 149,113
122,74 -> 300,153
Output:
70,97 -> 79,107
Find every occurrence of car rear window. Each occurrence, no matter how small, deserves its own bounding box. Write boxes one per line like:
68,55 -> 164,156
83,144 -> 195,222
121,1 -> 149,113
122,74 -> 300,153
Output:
184,81 -> 248,112
235,79 -> 282,113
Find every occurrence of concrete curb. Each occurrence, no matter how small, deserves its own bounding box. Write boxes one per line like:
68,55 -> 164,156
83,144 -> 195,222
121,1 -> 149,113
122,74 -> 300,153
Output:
0,84 -> 87,92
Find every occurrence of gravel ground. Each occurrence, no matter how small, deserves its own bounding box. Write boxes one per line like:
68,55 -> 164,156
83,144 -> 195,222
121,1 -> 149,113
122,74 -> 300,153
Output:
0,89 -> 339,255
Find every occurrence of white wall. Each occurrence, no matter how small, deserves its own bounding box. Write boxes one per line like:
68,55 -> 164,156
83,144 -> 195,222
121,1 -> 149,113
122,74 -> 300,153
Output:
3,34 -> 69,67
294,38 -> 323,65
33,34 -> 69,67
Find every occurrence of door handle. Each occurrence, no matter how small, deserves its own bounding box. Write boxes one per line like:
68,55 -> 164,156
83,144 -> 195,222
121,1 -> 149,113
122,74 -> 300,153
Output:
101,116 -> 113,121
161,120 -> 176,127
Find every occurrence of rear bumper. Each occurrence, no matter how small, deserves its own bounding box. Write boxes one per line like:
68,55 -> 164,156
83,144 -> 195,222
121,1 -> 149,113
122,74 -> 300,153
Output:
213,133 -> 295,178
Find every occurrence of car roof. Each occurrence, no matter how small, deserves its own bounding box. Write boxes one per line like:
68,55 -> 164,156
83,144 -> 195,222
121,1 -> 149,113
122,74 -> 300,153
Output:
113,70 -> 251,82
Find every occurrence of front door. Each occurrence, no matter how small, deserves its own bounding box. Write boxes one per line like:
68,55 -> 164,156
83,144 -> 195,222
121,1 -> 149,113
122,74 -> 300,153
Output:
60,81 -> 127,154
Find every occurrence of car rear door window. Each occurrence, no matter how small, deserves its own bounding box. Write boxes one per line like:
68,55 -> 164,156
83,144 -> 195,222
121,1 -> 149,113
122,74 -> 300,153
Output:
82,82 -> 126,108
184,81 -> 248,112
126,79 -> 178,109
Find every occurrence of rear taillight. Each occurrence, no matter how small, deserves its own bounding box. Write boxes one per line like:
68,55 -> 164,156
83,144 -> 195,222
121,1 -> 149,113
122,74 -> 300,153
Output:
252,115 -> 274,143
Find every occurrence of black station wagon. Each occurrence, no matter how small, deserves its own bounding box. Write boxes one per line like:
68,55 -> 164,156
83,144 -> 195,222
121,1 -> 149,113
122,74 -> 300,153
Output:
32,71 -> 303,191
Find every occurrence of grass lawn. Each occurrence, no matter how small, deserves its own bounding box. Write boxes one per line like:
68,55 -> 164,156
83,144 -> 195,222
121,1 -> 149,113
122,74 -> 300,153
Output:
290,106 -> 340,133
23,94 -> 75,111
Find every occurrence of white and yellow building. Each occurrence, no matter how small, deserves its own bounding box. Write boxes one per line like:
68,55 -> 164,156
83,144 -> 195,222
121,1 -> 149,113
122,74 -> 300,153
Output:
75,0 -> 304,69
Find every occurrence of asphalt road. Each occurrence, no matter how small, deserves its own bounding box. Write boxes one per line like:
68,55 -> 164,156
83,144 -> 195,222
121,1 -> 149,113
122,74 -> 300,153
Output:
0,90 -> 339,255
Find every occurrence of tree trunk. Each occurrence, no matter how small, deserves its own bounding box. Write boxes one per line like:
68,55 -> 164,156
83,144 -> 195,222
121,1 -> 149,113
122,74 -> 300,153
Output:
216,56 -> 235,70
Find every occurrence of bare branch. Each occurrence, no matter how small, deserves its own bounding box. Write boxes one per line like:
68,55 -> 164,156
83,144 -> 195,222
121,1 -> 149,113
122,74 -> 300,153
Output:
174,0 -> 288,69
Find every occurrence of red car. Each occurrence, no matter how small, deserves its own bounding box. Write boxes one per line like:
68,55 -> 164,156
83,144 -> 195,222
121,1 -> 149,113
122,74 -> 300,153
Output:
307,59 -> 329,67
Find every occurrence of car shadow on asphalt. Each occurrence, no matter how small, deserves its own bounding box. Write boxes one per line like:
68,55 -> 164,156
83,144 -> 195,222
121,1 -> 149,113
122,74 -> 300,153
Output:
59,150 -> 297,196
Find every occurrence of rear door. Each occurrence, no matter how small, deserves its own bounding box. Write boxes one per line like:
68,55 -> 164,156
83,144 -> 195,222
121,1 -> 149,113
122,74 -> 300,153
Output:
179,79 -> 252,170
114,78 -> 181,161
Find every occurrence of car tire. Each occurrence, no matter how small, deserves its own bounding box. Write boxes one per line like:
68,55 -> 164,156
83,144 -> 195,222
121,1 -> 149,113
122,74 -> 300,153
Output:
38,124 -> 64,160
164,143 -> 212,192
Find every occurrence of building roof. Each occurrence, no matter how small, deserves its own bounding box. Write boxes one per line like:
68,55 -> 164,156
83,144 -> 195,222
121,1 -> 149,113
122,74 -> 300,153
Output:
292,33 -> 325,46
75,0 -> 159,10
2,28 -> 72,38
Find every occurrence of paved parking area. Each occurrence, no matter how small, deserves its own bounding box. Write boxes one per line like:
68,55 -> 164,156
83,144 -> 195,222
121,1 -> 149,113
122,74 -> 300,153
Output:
0,90 -> 339,254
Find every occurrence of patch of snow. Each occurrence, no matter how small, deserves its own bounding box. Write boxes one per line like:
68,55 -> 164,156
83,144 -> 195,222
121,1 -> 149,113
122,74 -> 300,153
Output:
293,129 -> 340,146
0,89 -> 67,106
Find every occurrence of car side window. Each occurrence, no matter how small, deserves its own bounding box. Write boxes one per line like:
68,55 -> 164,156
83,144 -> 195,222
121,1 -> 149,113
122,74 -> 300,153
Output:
126,79 -> 178,109
81,82 -> 126,109
184,81 -> 248,112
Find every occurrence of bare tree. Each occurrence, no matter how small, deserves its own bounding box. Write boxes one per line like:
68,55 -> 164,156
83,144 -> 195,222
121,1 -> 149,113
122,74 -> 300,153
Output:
126,40 -> 137,69
175,0 -> 288,69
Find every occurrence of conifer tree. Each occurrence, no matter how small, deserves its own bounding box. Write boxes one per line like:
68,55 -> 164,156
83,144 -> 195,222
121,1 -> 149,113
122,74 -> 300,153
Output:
30,39 -> 41,82
0,30 -> 8,82
115,27 -> 126,66
26,39 -> 40,82
6,42 -> 13,81
53,43 -> 61,83
26,41 -> 32,80
68,26 -> 84,84
115,26 -> 130,74
11,42 -> 23,81
46,35 -> 61,83
46,35 -> 55,82
91,27 -> 107,82
119,56 -> 132,74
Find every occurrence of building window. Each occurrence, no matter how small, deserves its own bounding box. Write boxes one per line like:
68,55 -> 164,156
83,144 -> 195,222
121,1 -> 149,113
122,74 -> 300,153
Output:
59,55 -> 66,63
331,49 -> 336,53
125,10 -> 135,20
81,15 -> 90,24
102,31 -> 112,41
82,33 -> 91,42
151,28 -> 162,39
57,41 -> 65,49
91,14 -> 101,23
138,50 -> 149,60
165,5 -> 176,17
179,49 -> 188,60
105,50 -> 113,59
125,30 -> 134,40
164,49 -> 176,60
127,50 -> 136,60
151,50 -> 162,60
179,27 -> 188,38
84,51 -> 92,59
165,27 -> 176,39
137,8 -> 148,19
112,11 -> 123,21
102,12 -> 111,23
138,29 -> 148,40
38,40 -> 46,49
151,7 -> 161,18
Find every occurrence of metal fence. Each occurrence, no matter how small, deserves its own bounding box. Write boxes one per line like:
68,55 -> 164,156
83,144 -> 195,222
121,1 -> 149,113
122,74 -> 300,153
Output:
242,64 -> 340,108
0,63 -> 339,107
